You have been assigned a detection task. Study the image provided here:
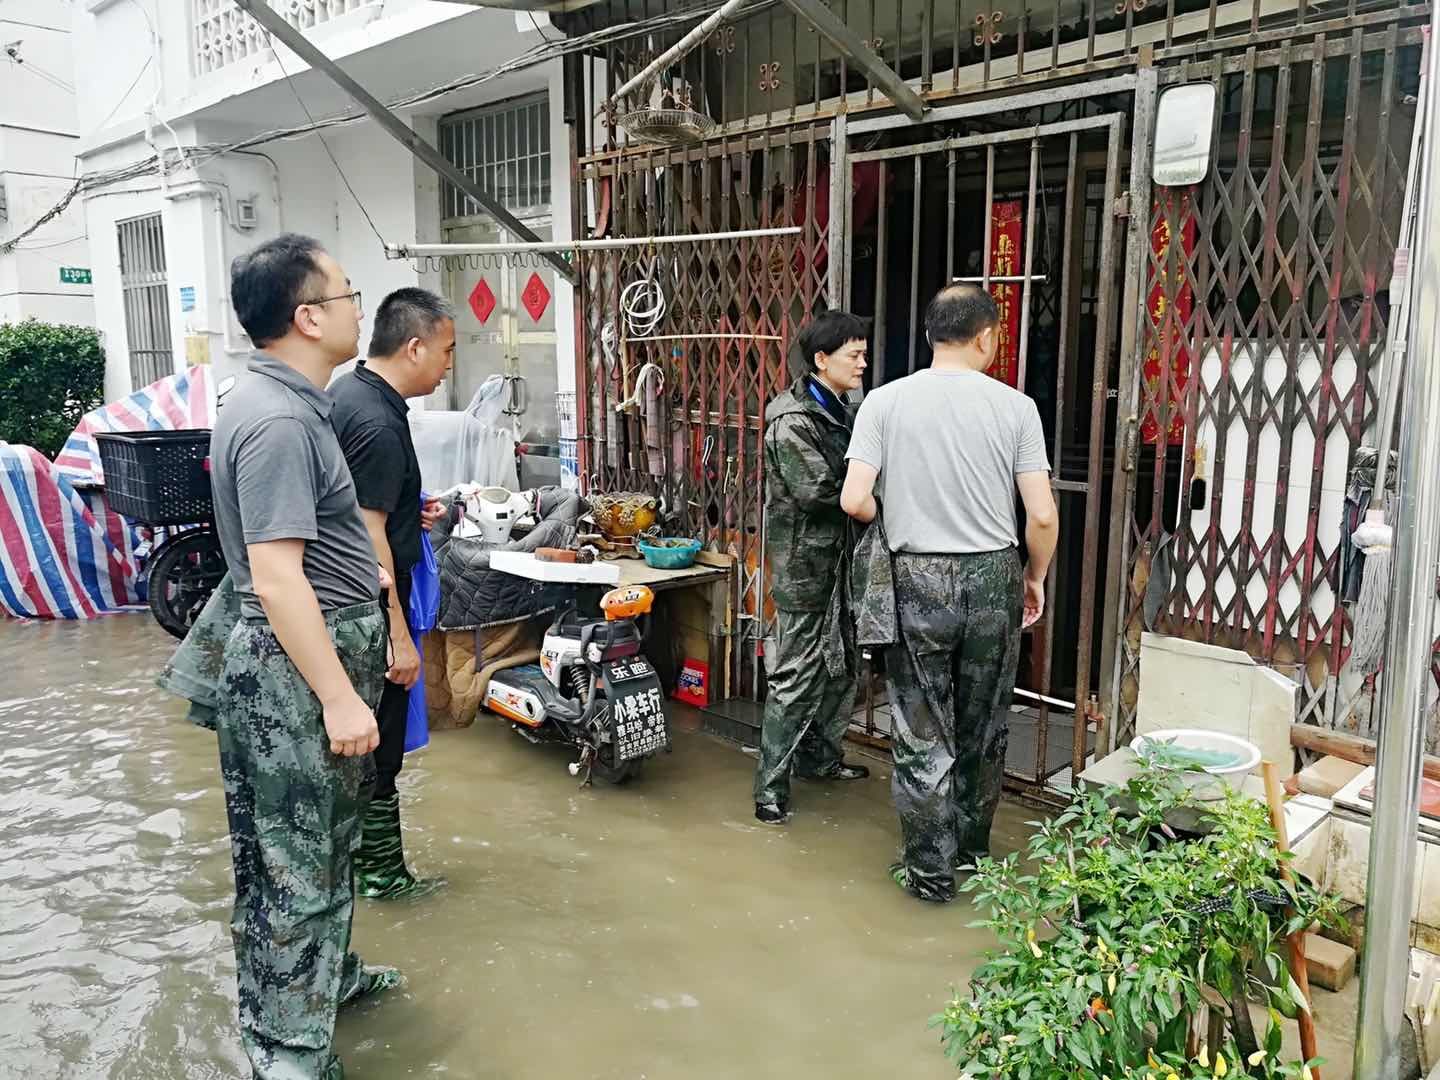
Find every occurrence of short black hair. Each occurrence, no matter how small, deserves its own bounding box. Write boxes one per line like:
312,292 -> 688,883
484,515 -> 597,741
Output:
368,288 -> 455,358
797,310 -> 871,370
924,283 -> 1000,347
230,233 -> 326,347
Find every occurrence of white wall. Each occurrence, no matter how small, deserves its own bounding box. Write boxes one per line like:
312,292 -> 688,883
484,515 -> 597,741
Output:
0,0 -> 93,325
69,0 -> 172,140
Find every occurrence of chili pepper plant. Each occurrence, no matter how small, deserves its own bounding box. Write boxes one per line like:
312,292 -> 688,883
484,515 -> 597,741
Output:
935,751 -> 1346,1079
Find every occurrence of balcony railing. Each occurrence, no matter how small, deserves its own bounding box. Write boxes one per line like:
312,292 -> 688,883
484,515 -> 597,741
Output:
193,0 -> 379,76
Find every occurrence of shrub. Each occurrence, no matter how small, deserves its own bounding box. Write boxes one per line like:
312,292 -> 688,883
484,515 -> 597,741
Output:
935,755 -> 1345,1079
0,319 -> 106,459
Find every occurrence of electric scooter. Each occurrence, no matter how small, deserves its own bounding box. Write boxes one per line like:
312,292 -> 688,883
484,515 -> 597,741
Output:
481,583 -> 671,783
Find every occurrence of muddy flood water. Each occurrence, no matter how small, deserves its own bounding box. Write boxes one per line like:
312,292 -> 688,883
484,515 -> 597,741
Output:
0,614 -> 1038,1079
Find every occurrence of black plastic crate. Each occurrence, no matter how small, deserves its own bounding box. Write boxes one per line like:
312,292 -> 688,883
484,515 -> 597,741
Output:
95,429 -> 214,526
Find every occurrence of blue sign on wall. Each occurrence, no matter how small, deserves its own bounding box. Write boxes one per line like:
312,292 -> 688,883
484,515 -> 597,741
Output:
179,286 -> 196,312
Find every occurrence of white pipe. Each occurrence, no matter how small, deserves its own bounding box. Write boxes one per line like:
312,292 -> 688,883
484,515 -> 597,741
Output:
953,275 -> 1051,285
387,226 -> 802,258
628,333 -> 785,342
1012,687 -> 1076,712
603,0 -> 750,112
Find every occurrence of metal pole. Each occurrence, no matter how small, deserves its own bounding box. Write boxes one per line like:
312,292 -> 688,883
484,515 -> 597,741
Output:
605,0 -> 751,110
232,0 -> 575,284
1353,18 -> 1440,1079
386,226 -> 803,258
778,0 -> 929,121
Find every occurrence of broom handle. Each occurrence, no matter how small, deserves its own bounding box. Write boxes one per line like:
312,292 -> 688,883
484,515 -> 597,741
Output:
1375,29 -> 1432,501
1263,760 -> 1321,1078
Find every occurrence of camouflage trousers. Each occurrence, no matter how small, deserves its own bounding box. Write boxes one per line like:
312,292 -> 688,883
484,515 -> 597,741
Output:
886,551 -> 1022,902
216,601 -> 386,1080
754,608 -> 858,805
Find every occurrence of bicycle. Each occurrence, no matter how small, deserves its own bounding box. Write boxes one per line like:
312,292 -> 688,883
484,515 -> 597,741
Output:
96,429 -> 226,640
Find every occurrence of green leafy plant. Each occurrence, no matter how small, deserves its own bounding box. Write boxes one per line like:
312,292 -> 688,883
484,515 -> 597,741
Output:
0,319 -> 106,459
934,756 -> 1346,1079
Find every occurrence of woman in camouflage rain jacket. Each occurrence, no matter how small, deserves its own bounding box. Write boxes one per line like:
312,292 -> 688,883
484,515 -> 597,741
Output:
752,311 -> 874,824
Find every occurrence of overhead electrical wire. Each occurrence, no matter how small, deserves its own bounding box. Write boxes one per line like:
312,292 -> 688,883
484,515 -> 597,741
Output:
0,0 -> 752,252
0,157 -> 160,254
269,41 -> 386,246
13,59 -> 74,94
92,54 -> 155,134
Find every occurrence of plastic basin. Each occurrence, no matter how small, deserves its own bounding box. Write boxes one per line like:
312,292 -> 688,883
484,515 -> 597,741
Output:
1130,728 -> 1262,795
638,538 -> 702,570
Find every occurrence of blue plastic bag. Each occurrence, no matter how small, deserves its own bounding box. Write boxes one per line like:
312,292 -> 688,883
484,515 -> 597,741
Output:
408,495 -> 441,634
403,492 -> 442,753
403,634 -> 430,753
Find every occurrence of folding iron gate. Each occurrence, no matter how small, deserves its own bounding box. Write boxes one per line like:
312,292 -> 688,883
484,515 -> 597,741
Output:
838,107 -> 1128,787
575,126 -> 834,699
1110,27 -> 1427,753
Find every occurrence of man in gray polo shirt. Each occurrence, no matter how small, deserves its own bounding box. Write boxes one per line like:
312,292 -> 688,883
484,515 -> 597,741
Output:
841,283 -> 1059,904
211,233 -> 399,1079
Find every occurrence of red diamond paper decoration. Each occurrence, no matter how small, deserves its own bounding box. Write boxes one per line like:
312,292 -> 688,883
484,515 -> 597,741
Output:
468,277 -> 496,324
520,272 -> 551,322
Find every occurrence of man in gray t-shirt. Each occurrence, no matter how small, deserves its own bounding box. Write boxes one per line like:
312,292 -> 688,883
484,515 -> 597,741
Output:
841,283 -> 1059,904
209,234 -> 400,1078
211,352 -> 380,622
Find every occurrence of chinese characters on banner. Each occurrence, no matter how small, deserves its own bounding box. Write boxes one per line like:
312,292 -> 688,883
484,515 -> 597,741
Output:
986,201 -> 1024,388
1141,189 -> 1197,445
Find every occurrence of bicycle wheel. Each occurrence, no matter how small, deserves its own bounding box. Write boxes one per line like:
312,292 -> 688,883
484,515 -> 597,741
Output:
147,530 -> 225,639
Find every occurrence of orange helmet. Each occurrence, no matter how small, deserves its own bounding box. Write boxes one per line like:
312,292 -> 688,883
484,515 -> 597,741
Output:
601,584 -> 654,621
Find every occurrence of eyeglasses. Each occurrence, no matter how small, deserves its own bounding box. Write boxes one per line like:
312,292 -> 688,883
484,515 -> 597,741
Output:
305,290 -> 363,316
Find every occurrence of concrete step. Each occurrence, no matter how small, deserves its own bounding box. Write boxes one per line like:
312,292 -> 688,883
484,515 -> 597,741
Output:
1297,755 -> 1368,799
1305,931 -> 1357,992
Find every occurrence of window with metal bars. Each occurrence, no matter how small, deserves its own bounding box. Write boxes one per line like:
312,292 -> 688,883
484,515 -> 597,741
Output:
117,214 -> 173,390
438,94 -> 551,221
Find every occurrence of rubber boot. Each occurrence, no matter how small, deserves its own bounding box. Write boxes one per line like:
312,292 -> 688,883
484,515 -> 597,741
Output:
338,951 -> 405,1010
352,793 -> 446,900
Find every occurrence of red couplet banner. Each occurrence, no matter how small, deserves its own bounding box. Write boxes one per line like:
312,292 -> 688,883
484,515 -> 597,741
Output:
986,200 -> 1023,388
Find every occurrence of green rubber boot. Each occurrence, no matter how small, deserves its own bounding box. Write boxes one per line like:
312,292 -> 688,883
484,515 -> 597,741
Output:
352,794 -> 446,901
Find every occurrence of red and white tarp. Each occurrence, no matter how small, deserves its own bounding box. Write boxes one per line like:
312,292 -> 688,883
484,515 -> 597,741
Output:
0,366 -> 214,620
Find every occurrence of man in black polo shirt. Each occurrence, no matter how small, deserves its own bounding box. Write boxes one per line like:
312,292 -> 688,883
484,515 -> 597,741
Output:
330,288 -> 454,900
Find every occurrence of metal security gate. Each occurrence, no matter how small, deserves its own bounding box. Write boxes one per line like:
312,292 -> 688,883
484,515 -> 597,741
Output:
439,96 -> 560,448
839,105 -> 1127,786
117,213 -> 172,391
576,126 -> 833,698
1110,25 -> 1428,752
441,219 -> 562,447
562,0 -> 1427,765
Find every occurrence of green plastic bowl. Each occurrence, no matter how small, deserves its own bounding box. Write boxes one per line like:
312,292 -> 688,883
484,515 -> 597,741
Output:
638,537 -> 702,570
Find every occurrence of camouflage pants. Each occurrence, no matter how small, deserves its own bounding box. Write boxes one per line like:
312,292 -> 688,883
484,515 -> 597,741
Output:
754,608 -> 858,805
887,551 -> 1022,902
216,602 -> 386,1080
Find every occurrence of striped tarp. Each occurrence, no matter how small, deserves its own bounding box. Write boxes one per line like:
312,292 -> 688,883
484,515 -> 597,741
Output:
0,443 -> 141,618
1,367 -> 215,620
54,366 -> 214,484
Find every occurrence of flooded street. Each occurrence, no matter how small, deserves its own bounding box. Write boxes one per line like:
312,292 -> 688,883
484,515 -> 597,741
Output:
0,614 -> 1021,1079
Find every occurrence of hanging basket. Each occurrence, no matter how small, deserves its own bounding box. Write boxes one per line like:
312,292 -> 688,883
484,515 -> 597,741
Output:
618,107 -> 716,146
